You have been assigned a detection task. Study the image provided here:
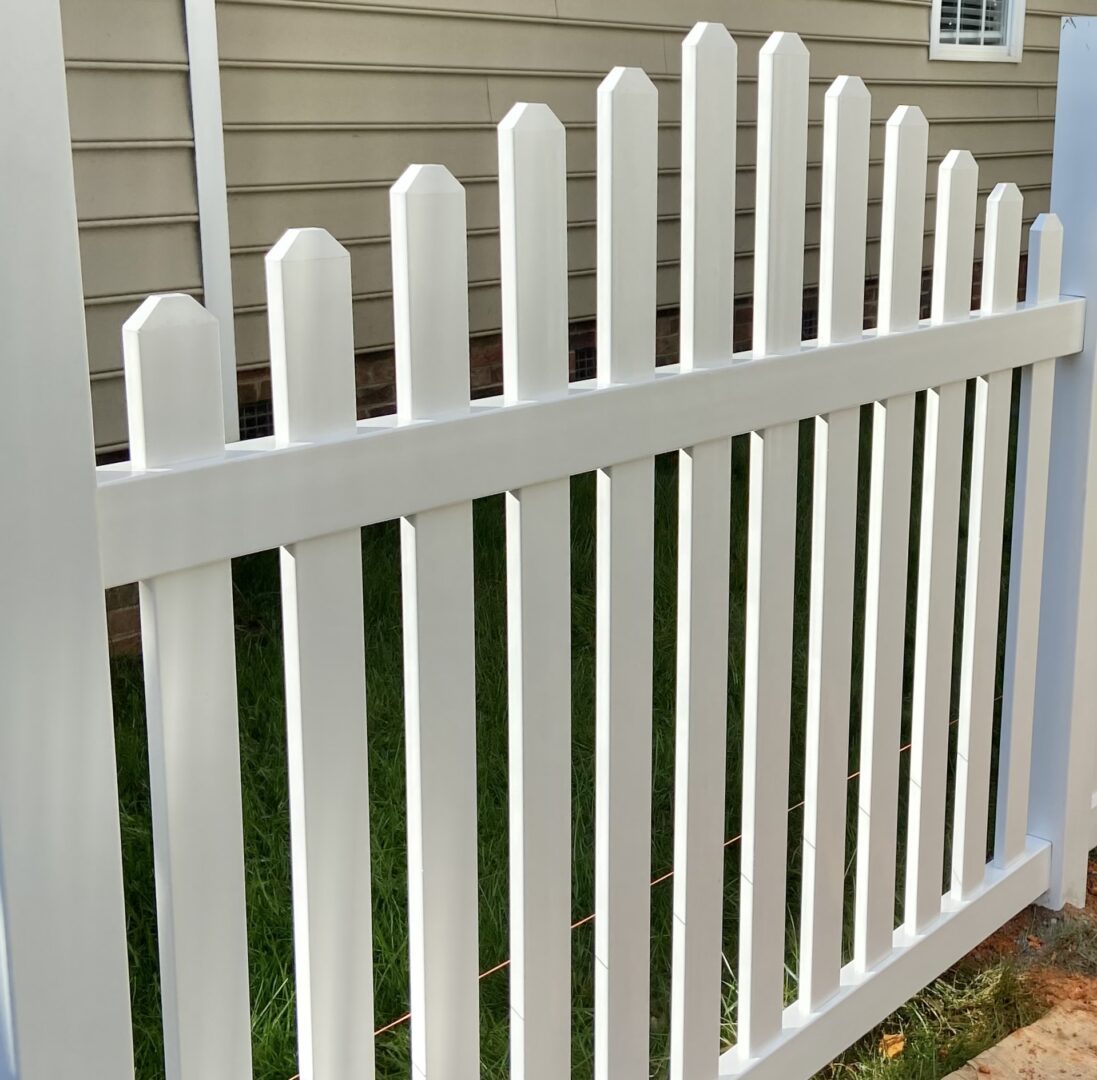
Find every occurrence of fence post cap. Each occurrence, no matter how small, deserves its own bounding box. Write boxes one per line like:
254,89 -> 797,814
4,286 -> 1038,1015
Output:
887,104 -> 928,130
392,162 -> 462,197
988,181 -> 1023,206
760,30 -> 808,57
683,21 -> 735,52
124,292 -> 215,335
499,101 -> 563,134
267,227 -> 347,264
599,65 -> 656,97
1031,211 -> 1063,236
940,148 -> 978,174
826,74 -> 869,99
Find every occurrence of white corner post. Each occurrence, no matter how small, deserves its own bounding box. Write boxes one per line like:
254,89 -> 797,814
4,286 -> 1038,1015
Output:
0,4 -> 135,1078
1031,15 -> 1097,909
184,0 -> 239,440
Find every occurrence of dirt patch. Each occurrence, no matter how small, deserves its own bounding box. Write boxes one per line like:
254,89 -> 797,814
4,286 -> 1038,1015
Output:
967,857 -> 1097,1012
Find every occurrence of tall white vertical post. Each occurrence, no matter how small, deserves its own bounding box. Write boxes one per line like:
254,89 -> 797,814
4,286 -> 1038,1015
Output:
184,0 -> 239,440
0,5 -> 135,1078
391,164 -> 480,1076
594,64 -> 658,1080
799,74 -> 869,1012
126,295 -> 253,1080
738,30 -> 808,1063
994,215 -> 1062,869
1031,15 -> 1097,909
671,24 -> 736,1080
854,105 -> 927,973
268,229 -> 375,1080
499,102 -> 572,1080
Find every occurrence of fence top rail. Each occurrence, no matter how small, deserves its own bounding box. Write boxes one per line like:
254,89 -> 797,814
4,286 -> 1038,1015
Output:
96,296 -> 1082,589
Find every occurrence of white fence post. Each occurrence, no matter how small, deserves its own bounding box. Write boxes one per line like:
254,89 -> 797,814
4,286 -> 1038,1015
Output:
671,23 -> 736,1080
125,295 -> 253,1080
994,214 -> 1062,869
184,0 -> 239,440
391,164 -> 480,1077
1030,15 -> 1097,909
0,5 -> 134,1078
594,64 -> 658,1080
498,102 -> 572,1080
738,30 -> 808,1061
267,229 -> 376,1080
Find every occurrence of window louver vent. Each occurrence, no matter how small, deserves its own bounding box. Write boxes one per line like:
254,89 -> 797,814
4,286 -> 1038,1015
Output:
939,0 -> 1007,46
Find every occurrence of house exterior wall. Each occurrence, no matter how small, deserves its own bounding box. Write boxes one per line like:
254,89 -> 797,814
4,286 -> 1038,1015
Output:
60,0 -> 1092,452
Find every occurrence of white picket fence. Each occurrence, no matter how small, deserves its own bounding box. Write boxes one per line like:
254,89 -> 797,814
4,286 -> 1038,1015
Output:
5,6 -> 1097,1080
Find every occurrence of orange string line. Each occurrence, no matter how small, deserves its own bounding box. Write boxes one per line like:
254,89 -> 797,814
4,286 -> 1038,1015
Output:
366,709 -> 977,1040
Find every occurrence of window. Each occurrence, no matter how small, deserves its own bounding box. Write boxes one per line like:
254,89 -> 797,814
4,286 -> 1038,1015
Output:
930,0 -> 1025,62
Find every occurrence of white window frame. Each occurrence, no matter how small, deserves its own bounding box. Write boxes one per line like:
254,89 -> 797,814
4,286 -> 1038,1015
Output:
930,0 -> 1026,63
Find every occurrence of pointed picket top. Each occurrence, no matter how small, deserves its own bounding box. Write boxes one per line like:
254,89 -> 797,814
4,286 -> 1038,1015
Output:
827,74 -> 870,102
499,101 -> 569,404
680,20 -> 737,370
982,183 -> 1024,315
599,64 -> 657,99
391,163 -> 470,421
1027,213 -> 1064,305
753,26 -> 809,357
878,105 -> 929,335
683,19 -> 735,55
266,227 -> 356,443
818,74 -> 870,346
597,65 -> 657,385
123,292 -> 225,469
500,100 -> 563,136
267,225 -> 347,264
126,290 -> 218,336
761,29 -> 809,57
931,150 -> 979,325
889,104 -> 929,131
392,161 -> 464,198
940,148 -> 978,177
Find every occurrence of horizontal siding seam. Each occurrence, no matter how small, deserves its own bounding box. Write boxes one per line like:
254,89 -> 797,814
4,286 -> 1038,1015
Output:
222,115 -> 1052,133
73,139 -> 195,150
228,213 -> 1043,315
217,58 -> 1060,87
227,183 -> 1053,255
216,0 -> 1066,41
85,286 -> 202,307
66,60 -> 191,72
226,149 -> 1053,194
80,214 -> 200,229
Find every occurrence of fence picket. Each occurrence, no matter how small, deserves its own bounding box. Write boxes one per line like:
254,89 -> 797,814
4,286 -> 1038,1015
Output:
952,181 -> 1021,899
671,24 -> 736,1079
594,64 -> 658,1080
854,105 -> 927,974
799,74 -> 869,1013
994,214 -> 1062,868
124,294 -> 252,1080
391,164 -> 479,1076
499,102 -> 572,1080
266,229 -> 375,1080
738,30 -> 808,1062
904,151 -> 977,933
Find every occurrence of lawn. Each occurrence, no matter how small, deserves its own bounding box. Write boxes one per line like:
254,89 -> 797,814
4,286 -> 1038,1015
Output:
112,382 -> 1024,1078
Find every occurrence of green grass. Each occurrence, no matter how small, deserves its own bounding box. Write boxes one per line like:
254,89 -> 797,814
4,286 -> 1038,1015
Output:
112,382 -> 1026,1078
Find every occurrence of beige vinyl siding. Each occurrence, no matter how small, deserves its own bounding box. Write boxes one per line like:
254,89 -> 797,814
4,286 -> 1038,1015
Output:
63,0 -> 1096,449
61,0 -> 200,451
216,0 -> 1076,369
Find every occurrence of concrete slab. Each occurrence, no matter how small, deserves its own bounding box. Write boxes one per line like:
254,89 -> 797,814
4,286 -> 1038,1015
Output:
944,1001 -> 1097,1079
